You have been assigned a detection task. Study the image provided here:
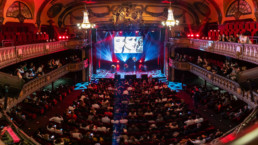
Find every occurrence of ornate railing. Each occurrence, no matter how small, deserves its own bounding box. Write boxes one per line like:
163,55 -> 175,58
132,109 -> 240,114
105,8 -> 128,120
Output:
0,40 -> 86,69
169,39 -> 258,64
172,61 -> 190,71
2,111 -> 40,145
0,72 -> 25,89
189,63 -> 257,108
6,60 -> 88,110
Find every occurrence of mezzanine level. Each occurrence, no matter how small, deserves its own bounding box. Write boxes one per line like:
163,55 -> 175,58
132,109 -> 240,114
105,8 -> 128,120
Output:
168,38 -> 258,65
1,59 -> 88,111
0,39 -> 86,69
171,60 -> 257,108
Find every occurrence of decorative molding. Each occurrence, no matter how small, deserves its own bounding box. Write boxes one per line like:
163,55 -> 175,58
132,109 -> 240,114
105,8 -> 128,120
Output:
252,0 -> 258,21
47,3 -> 63,18
37,0 -> 52,27
112,3 -> 143,25
144,5 -> 167,17
194,2 -> 211,17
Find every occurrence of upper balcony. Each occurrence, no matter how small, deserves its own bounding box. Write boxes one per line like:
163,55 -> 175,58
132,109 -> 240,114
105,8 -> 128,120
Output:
0,39 -> 86,69
168,38 -> 258,65
170,59 -> 257,108
4,59 -> 88,110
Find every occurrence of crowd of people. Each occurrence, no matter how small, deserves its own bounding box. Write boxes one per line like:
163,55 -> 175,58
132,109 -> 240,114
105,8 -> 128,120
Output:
34,79 -> 221,145
189,86 -> 251,123
8,84 -> 74,127
174,53 -> 248,81
14,55 -> 80,82
217,34 -> 252,44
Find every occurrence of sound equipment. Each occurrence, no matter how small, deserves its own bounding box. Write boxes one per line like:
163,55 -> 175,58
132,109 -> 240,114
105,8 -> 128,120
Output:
115,74 -> 121,80
125,75 -> 136,80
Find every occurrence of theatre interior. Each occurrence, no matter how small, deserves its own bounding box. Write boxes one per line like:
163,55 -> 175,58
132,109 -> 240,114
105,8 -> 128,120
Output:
0,0 -> 258,145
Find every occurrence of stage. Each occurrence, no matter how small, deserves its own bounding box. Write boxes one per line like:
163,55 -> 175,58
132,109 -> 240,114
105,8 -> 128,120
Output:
92,69 -> 165,79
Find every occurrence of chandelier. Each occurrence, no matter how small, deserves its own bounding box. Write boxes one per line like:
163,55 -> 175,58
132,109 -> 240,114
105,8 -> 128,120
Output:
77,10 -> 95,29
162,6 -> 179,28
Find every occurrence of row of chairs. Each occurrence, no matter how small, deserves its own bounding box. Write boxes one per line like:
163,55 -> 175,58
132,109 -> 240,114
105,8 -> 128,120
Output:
0,32 -> 49,47
208,21 -> 258,40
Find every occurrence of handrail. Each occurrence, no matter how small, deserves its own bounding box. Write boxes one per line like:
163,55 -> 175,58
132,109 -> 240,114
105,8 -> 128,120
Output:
172,61 -> 190,71
188,63 -> 257,108
0,71 -> 25,89
209,107 -> 257,145
2,111 -> 40,145
6,60 -> 88,110
169,39 -> 258,64
0,40 -> 86,69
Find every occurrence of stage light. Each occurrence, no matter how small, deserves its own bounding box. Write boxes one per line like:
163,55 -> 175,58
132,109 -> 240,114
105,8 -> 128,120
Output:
187,34 -> 190,37
196,34 -> 200,37
191,34 -> 194,37
59,36 -> 62,39
139,60 -> 142,63
135,31 -> 139,33
63,36 -> 65,39
117,60 -> 119,63
66,36 -> 69,39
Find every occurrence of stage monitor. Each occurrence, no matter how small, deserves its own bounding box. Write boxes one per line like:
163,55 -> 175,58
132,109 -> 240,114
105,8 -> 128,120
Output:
114,36 -> 143,53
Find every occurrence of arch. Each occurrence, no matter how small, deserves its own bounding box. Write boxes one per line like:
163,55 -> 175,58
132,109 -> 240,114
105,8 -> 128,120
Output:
226,0 -> 252,17
6,1 -> 33,22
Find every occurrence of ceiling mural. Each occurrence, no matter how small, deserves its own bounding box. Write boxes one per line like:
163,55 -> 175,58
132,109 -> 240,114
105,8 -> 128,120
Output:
226,0 -> 252,19
6,1 -> 32,22
112,4 -> 143,25
0,0 -> 256,26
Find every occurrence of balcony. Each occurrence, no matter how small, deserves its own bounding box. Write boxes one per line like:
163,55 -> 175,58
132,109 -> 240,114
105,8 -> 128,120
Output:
169,38 -> 258,64
5,60 -> 88,110
188,63 -> 257,108
0,40 -> 86,69
171,60 -> 190,71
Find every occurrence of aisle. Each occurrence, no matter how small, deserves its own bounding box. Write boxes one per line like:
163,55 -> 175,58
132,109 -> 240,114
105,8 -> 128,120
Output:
20,90 -> 81,136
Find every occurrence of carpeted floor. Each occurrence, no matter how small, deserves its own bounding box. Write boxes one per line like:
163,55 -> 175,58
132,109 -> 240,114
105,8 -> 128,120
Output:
20,90 -> 82,136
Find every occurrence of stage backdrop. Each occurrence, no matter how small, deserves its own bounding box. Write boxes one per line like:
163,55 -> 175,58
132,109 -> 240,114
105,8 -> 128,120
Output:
94,30 -> 163,71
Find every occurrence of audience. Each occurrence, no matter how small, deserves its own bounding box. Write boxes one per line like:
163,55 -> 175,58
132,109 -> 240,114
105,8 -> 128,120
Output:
12,54 -> 81,82
174,53 -> 249,81
34,79 -> 221,145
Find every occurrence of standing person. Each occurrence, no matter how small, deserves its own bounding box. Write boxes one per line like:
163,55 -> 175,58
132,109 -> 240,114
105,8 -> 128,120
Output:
193,86 -> 200,109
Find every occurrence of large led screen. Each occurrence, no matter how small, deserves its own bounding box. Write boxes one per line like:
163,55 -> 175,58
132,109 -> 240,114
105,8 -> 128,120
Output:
114,36 -> 143,53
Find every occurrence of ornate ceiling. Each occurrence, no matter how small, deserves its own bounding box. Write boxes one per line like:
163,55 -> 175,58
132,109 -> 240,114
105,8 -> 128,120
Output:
0,0 -> 257,27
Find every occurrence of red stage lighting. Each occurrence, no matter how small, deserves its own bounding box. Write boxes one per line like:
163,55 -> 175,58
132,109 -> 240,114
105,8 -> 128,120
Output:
196,34 -> 200,37
139,60 -> 142,63
62,36 -> 65,39
191,34 -> 194,37
187,34 -> 190,37
59,36 -> 62,39
66,36 -> 69,39
117,60 -> 119,63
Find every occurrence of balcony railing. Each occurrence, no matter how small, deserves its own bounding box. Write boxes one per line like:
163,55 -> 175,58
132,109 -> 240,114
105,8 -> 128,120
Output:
188,63 -> 257,108
0,40 -> 86,69
171,60 -> 190,71
6,60 -> 88,110
169,38 -> 258,64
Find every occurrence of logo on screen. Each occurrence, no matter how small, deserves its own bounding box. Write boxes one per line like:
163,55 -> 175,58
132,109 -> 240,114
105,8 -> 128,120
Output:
114,36 -> 143,53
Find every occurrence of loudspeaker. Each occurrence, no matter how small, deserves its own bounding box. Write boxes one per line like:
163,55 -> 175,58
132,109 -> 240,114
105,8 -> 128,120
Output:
141,74 -> 148,80
125,75 -> 136,80
115,74 -> 121,80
